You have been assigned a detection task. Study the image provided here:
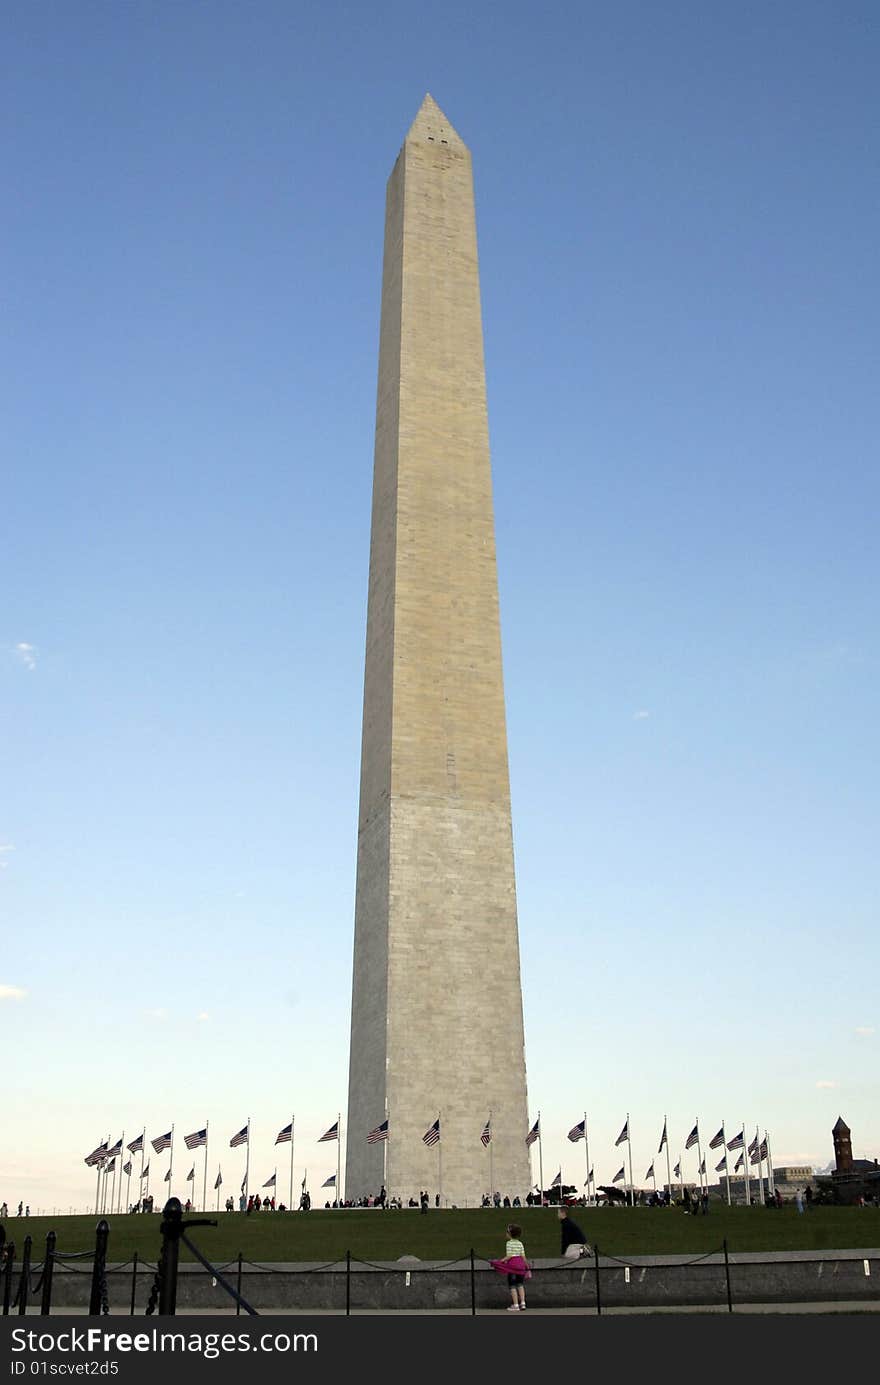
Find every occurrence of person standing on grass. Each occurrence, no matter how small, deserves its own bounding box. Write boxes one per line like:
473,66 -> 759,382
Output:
489,1222 -> 531,1311
795,1188 -> 804,1214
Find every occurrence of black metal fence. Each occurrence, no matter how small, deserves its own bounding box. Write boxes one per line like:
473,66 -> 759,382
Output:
3,1207 -> 878,1316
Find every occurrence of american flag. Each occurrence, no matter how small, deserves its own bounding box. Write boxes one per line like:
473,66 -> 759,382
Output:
480,1121 -> 492,1147
151,1131 -> 172,1154
685,1124 -> 699,1150
275,1123 -> 293,1145
748,1133 -> 759,1155
715,1157 -> 727,1173
368,1120 -> 389,1144
727,1129 -> 744,1151
105,1158 -> 116,1174
525,1119 -> 540,1147
699,1158 -> 706,1175
760,1138 -> 768,1159
645,1162 -> 654,1180
229,1125 -> 249,1148
658,1120 -> 667,1152
322,1174 -> 336,1188
215,1169 -> 223,1189
319,1122 -> 338,1143
567,1119 -> 585,1143
422,1119 -> 440,1147
164,1169 -> 171,1182
551,1169 -> 562,1187
84,1142 -> 108,1167
615,1120 -> 629,1146
185,1128 -> 207,1151
263,1174 -> 276,1188
241,1174 -> 247,1193
673,1161 -> 681,1178
613,1167 -> 625,1183
186,1167 -> 195,1182
107,1139 -> 123,1158
734,1153 -> 744,1171
127,1134 -> 144,1155
708,1126 -> 725,1150
140,1164 -> 150,1179
123,1161 -> 132,1177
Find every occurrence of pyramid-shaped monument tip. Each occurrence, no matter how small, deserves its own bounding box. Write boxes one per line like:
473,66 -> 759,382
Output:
406,93 -> 465,148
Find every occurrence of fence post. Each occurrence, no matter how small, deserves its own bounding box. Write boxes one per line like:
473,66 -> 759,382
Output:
2,1242 -> 15,1316
345,1250 -> 351,1316
470,1248 -> 476,1316
129,1250 -> 139,1316
594,1243 -> 602,1316
17,1235 -> 32,1315
41,1232 -> 56,1316
235,1253 -> 243,1316
89,1220 -> 110,1316
157,1201 -> 182,1316
723,1238 -> 733,1313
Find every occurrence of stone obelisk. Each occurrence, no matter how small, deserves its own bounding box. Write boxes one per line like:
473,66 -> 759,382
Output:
345,96 -> 530,1206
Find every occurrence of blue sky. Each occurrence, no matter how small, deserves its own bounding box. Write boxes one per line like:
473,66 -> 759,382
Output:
2,1 -> 878,1210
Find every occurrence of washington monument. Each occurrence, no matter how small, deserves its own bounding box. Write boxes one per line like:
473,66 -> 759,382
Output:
345,96 -> 531,1205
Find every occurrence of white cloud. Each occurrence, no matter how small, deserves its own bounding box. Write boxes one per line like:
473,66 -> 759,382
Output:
144,1007 -> 167,1021
855,1026 -> 875,1038
633,710 -> 650,720
0,984 -> 27,1001
0,844 -> 14,871
815,1080 -> 838,1089
14,643 -> 37,670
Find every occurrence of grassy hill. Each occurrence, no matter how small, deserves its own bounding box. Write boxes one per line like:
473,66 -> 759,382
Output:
3,1204 -> 879,1266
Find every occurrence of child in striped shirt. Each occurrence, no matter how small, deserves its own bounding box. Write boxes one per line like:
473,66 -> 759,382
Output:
502,1223 -> 528,1311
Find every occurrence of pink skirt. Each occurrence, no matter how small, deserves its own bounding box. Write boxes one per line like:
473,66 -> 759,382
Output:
489,1254 -> 532,1279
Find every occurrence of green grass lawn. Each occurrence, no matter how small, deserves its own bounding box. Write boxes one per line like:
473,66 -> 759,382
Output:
4,1205 -> 879,1266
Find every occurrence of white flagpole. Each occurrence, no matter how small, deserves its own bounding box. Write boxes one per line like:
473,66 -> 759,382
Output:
139,1127 -> 145,1197
202,1122 -> 209,1213
538,1112 -> 544,1204
94,1150 -> 102,1217
289,1114 -> 295,1213
168,1125 -> 175,1200
626,1114 -> 634,1207
742,1119 -> 750,1205
437,1111 -> 443,1208
125,1160 -> 132,1215
117,1132 -> 125,1214
695,1120 -> 704,1195
245,1117 -> 250,1202
678,1156 -> 684,1201
488,1111 -> 494,1204
383,1099 -> 388,1197
583,1113 -> 591,1201
273,1168 -> 277,1204
110,1161 -> 116,1216
723,1122 -> 731,1205
755,1126 -> 765,1204
664,1116 -> 671,1199
216,1170 -> 221,1212
766,1131 -> 775,1196
337,1112 -> 341,1205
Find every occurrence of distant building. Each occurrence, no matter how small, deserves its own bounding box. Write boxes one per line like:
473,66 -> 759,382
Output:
774,1165 -> 814,1184
815,1117 -> 879,1205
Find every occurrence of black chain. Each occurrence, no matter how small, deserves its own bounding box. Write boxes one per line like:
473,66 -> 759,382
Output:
145,1240 -> 168,1316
